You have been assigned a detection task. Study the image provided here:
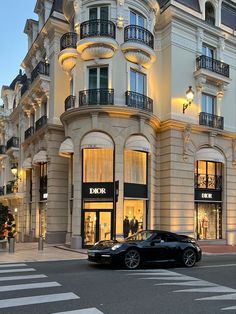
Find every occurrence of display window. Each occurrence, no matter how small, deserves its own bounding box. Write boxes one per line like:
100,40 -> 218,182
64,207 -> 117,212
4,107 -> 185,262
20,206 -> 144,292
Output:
123,200 -> 146,238
124,150 -> 147,184
83,148 -> 113,182
195,203 -> 222,240
195,161 -> 222,190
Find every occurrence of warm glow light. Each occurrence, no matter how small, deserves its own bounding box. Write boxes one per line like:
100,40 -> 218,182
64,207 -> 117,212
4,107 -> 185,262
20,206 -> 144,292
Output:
186,86 -> 194,101
11,165 -> 18,177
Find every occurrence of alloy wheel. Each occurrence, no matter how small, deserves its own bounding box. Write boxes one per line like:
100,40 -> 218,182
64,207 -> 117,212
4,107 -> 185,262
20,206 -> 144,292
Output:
183,249 -> 196,267
124,249 -> 141,269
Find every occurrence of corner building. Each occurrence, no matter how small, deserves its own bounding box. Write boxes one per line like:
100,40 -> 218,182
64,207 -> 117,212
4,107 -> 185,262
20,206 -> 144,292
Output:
0,0 -> 236,248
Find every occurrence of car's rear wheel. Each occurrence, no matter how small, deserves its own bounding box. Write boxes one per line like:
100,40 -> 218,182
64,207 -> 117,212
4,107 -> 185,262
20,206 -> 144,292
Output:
182,248 -> 196,267
124,249 -> 141,269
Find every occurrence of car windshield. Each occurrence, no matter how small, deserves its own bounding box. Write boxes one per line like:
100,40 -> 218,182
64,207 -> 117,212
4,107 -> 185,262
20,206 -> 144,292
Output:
125,231 -> 154,241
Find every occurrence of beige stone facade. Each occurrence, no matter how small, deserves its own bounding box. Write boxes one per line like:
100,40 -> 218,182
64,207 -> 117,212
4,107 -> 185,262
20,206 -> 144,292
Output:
0,0 -> 236,247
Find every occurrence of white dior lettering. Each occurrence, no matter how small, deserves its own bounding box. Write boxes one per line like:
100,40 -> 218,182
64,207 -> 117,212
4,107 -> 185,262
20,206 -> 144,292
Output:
201,193 -> 212,199
89,188 -> 106,195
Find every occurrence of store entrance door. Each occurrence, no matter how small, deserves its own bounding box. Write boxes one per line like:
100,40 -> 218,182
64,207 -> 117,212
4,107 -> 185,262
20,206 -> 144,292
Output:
83,211 -> 112,246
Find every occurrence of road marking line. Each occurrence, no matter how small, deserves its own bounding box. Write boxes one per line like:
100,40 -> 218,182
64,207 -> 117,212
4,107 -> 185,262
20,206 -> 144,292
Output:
0,282 -> 61,292
196,293 -> 236,301
0,274 -> 47,282
0,268 -> 36,274
52,308 -> 104,314
118,269 -> 173,272
196,264 -> 236,269
0,264 -> 27,268
139,276 -> 199,281
221,305 -> 236,310
0,293 -> 79,308
175,287 -> 236,293
155,280 -> 216,286
127,272 -> 182,276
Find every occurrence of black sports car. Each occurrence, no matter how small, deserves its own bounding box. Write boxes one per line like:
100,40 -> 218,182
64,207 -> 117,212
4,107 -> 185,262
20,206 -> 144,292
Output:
88,230 -> 202,269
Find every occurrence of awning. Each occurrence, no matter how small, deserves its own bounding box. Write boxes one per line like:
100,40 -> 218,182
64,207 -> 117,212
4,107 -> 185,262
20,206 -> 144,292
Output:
59,138 -> 74,157
81,132 -> 114,149
32,150 -> 47,164
22,157 -> 32,169
125,135 -> 151,153
196,148 -> 225,163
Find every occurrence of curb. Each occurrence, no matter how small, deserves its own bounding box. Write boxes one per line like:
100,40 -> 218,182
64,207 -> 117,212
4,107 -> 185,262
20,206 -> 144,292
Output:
203,252 -> 236,256
55,245 -> 88,255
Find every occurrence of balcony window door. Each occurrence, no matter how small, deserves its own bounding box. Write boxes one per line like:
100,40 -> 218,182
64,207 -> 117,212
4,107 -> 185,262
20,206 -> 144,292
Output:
129,11 -> 145,41
130,69 -> 146,95
89,67 -> 109,104
89,6 -> 109,35
202,45 -> 215,70
202,94 -> 216,115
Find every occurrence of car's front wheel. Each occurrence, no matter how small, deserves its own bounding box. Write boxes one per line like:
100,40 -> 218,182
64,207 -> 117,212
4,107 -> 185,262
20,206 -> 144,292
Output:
182,248 -> 196,267
124,249 -> 141,269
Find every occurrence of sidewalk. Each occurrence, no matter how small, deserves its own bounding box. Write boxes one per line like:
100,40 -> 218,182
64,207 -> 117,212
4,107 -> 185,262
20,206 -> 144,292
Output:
0,242 -> 235,264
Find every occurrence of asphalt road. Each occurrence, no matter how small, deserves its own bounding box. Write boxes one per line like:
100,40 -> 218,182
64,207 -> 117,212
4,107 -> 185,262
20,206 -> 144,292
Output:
0,255 -> 235,314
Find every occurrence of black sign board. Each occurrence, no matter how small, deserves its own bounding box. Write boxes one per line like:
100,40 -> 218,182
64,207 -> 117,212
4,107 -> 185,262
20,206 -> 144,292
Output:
124,183 -> 147,198
82,182 -> 114,199
195,189 -> 222,202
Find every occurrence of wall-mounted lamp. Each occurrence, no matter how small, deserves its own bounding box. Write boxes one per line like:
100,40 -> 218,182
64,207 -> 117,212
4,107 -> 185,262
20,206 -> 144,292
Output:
183,86 -> 194,114
11,164 -> 18,177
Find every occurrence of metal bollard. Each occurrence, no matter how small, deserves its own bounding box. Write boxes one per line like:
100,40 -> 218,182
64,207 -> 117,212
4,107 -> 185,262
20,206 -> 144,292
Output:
9,238 -> 15,253
38,236 -> 44,251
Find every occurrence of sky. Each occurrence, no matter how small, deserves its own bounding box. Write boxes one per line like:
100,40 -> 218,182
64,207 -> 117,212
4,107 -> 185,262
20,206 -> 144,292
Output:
0,1 -> 37,105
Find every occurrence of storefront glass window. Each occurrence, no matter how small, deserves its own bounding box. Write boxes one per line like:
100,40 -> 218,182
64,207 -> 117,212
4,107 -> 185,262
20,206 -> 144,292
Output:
195,161 -> 222,190
195,203 -> 222,240
83,149 -> 113,182
123,200 -> 146,238
124,150 -> 147,184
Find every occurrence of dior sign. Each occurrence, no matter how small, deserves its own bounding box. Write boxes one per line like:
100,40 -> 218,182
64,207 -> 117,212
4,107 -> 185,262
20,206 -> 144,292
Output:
89,188 -> 106,195
195,189 -> 222,202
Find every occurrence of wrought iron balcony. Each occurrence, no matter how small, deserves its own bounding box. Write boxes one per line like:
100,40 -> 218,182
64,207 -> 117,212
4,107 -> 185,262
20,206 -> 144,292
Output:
80,19 -> 116,39
79,89 -> 114,106
31,62 -> 50,83
6,137 -> 19,150
199,112 -> 224,130
125,91 -> 153,113
0,145 -> 6,154
6,181 -> 15,194
194,174 -> 222,190
196,55 -> 229,78
60,32 -> 77,50
65,95 -> 76,111
0,186 -> 5,196
124,25 -> 154,49
25,126 -> 34,140
35,115 -> 48,132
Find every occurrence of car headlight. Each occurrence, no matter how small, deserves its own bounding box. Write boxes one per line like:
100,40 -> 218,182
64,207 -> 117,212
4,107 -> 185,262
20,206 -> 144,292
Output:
111,243 -> 123,251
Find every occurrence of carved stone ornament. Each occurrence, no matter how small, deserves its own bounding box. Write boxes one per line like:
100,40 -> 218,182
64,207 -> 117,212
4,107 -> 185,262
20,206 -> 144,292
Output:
183,124 -> 192,157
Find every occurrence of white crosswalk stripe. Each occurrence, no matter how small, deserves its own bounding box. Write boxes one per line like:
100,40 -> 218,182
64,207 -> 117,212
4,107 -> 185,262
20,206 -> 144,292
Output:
221,305 -> 236,311
0,293 -> 79,308
120,269 -> 236,311
0,281 -> 61,292
0,263 -> 103,313
0,268 -> 36,274
0,274 -> 47,281
53,308 -> 104,314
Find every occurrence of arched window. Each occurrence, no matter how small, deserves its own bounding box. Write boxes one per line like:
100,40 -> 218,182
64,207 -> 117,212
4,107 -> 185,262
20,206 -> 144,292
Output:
205,2 -> 215,25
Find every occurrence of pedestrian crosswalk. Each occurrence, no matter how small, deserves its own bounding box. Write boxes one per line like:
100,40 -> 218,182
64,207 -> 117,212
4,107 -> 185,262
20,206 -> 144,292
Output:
119,269 -> 236,311
0,263 -> 104,313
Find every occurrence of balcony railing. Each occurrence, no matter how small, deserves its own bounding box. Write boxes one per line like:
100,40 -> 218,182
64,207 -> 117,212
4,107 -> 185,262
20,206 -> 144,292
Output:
79,89 -> 114,106
196,55 -> 230,78
25,126 -> 34,140
65,95 -> 76,111
60,32 -> 77,51
80,19 -> 116,39
31,62 -> 50,83
124,25 -> 154,49
194,174 -> 222,190
0,186 -> 5,196
0,145 -> 6,154
6,137 -> 19,150
6,181 -> 15,194
126,91 -> 153,113
35,115 -> 48,132
199,112 -> 224,130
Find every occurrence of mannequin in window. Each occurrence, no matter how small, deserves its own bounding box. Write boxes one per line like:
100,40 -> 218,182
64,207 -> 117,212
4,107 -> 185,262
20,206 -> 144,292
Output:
130,216 -> 138,234
201,213 -> 209,239
123,216 -> 130,238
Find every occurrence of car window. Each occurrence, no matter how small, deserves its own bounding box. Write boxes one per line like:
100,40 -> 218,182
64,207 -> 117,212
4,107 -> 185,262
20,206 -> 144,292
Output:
126,231 -> 153,241
162,233 -> 177,242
